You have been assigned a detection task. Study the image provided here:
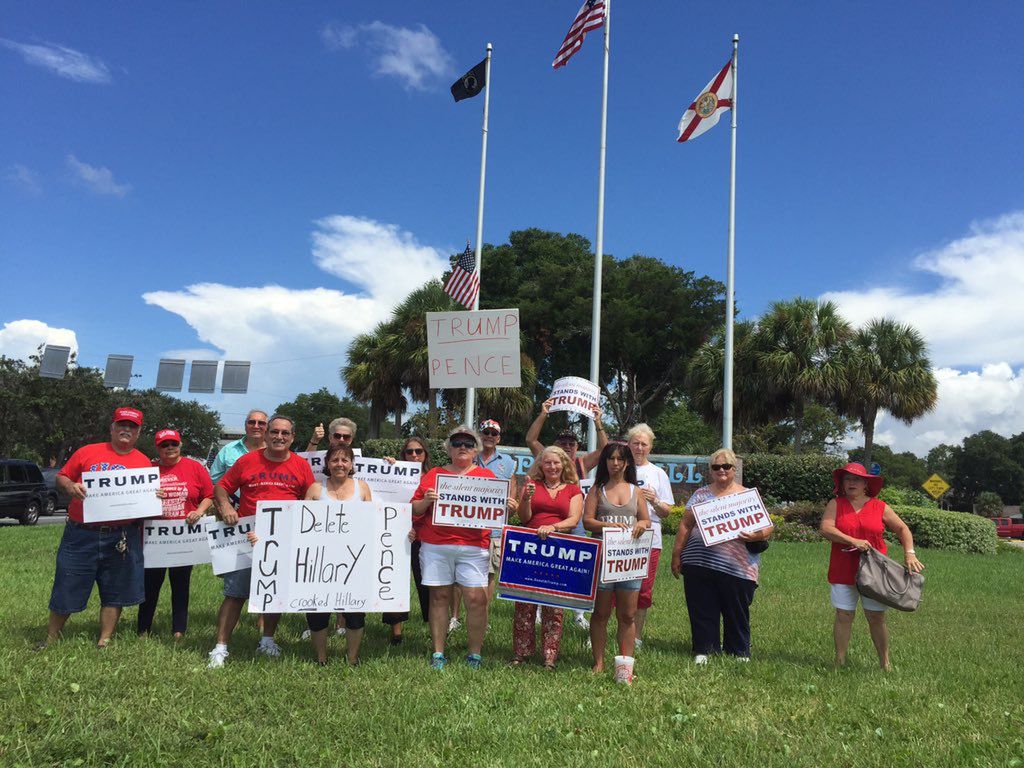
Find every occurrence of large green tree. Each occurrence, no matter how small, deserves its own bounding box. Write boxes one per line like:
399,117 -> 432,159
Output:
342,322 -> 407,438
272,388 -> 382,449
952,430 -> 1024,508
848,444 -> 928,489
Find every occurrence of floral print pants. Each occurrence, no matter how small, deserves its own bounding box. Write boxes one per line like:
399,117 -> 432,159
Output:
512,602 -> 564,664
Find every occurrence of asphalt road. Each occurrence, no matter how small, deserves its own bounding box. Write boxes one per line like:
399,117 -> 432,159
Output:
0,510 -> 68,527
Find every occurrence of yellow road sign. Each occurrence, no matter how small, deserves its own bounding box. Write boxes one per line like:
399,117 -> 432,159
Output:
922,473 -> 950,499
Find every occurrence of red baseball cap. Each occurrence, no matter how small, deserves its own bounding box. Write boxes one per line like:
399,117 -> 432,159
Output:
112,407 -> 143,426
479,419 -> 501,433
155,429 -> 182,445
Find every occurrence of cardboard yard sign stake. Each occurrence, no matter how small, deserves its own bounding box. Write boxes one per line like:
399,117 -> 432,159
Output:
426,309 -> 521,389
205,516 -> 256,575
689,488 -> 772,547
547,376 -> 601,418
497,526 -> 601,611
81,467 -> 162,523
249,500 -> 412,614
601,528 -> 654,582
143,516 -> 214,568
432,475 -> 510,530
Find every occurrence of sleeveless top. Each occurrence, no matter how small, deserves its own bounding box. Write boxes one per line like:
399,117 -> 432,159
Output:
595,484 -> 639,528
316,480 -> 360,502
680,485 -> 761,584
827,496 -> 887,585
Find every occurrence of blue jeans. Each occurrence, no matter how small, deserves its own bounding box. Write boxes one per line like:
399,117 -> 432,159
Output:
49,522 -> 144,614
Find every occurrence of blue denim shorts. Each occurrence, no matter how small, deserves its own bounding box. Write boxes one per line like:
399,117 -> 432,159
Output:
598,577 -> 643,592
49,522 -> 145,614
221,567 -> 252,599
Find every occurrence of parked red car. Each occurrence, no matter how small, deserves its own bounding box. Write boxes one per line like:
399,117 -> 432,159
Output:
993,517 -> 1024,538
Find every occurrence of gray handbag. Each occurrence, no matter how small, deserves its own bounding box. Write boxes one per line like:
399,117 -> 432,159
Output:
856,547 -> 924,612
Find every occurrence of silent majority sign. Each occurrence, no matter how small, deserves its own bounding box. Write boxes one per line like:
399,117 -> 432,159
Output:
689,488 -> 772,547
432,475 -> 510,530
546,376 -> 600,418
248,500 -> 411,614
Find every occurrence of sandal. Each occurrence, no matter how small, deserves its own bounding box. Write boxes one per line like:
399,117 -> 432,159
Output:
543,662 -> 557,671
507,656 -> 527,668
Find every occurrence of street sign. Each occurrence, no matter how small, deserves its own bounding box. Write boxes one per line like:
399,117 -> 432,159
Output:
869,462 -> 881,476
922,473 -> 951,500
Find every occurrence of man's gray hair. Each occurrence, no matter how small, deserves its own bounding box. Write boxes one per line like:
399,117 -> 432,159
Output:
267,414 -> 295,433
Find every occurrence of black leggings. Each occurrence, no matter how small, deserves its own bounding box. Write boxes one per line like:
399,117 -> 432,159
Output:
137,566 -> 193,635
306,612 -> 366,632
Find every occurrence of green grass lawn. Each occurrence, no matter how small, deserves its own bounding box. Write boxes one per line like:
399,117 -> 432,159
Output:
1,527 -> 1022,768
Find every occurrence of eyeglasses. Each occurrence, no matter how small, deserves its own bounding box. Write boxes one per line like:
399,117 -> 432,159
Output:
246,419 -> 267,427
268,429 -> 292,436
450,439 -> 476,450
333,433 -> 353,442
711,463 -> 734,471
158,441 -> 181,449
481,430 -> 500,437
404,448 -> 425,456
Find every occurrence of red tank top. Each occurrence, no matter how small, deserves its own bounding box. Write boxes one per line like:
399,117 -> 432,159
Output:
827,497 -> 888,585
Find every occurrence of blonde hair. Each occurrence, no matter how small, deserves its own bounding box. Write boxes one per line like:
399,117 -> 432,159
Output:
709,447 -> 739,466
528,446 -> 579,485
626,423 -> 655,446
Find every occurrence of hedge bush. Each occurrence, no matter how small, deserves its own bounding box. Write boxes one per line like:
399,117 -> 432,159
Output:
768,514 -> 820,543
878,486 -> 938,509
661,505 -> 686,534
742,453 -> 845,502
889,505 -> 998,555
768,500 -> 825,528
362,438 -> 447,464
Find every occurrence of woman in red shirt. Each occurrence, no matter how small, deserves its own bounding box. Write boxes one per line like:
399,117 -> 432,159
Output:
819,463 -> 924,670
508,446 -> 583,670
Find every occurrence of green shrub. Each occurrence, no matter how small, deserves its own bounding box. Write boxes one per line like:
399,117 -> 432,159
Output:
661,505 -> 686,534
768,514 -> 820,543
742,453 -> 845,502
879,486 -> 938,509
891,505 -> 998,555
769,500 -> 825,528
362,438 -> 447,464
974,491 -> 1003,517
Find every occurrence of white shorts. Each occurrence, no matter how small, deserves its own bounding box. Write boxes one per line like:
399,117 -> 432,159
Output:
830,583 -> 887,613
419,542 -> 490,588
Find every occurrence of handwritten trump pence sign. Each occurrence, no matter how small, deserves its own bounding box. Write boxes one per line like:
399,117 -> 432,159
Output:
547,376 -> 601,418
82,467 -> 162,523
248,500 -> 412,614
426,309 -> 521,389
689,488 -> 772,547
602,529 -> 654,582
205,517 -> 256,575
143,516 -> 214,568
433,475 -> 510,530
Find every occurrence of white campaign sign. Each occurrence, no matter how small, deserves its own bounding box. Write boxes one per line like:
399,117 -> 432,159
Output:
248,500 -> 412,614
690,488 -> 772,547
205,517 -> 256,575
82,467 -> 162,523
426,309 -> 521,389
354,457 -> 422,502
143,516 -> 214,568
547,376 -> 601,418
433,475 -> 510,530
602,529 -> 654,582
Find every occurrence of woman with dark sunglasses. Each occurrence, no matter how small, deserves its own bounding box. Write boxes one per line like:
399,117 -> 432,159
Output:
671,448 -> 772,663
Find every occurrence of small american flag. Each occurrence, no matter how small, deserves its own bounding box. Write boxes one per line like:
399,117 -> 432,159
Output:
553,0 -> 606,69
444,242 -> 480,309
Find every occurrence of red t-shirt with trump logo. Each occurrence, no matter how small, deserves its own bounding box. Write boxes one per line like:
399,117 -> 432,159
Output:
59,442 -> 153,524
217,450 -> 315,517
157,457 -> 214,519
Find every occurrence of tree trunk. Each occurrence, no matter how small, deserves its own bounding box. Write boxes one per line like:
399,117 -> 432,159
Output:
368,401 -> 381,439
861,403 -> 878,469
428,391 -> 438,437
394,409 -> 402,433
792,399 -> 805,453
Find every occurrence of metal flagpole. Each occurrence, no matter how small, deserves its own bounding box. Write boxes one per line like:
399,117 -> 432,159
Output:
723,33 -> 738,450
465,43 -> 492,426
587,0 -> 610,452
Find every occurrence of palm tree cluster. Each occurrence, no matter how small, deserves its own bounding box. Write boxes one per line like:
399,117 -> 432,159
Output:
687,298 -> 938,464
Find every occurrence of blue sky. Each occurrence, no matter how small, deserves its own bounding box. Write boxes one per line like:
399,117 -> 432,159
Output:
2,1 -> 1023,453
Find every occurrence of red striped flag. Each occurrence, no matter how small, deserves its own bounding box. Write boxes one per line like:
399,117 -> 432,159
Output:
444,243 -> 480,309
677,60 -> 734,143
552,0 -> 606,69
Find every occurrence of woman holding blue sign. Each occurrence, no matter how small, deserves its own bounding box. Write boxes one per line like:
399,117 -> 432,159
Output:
583,443 -> 651,680
508,446 -> 584,670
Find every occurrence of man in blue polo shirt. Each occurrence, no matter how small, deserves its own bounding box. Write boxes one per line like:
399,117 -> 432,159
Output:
209,409 -> 267,483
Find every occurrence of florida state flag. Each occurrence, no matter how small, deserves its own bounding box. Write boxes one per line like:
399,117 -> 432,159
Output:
677,60 -> 734,143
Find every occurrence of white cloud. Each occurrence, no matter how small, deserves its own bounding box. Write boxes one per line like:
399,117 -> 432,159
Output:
0,319 -> 78,361
823,211 -> 1024,369
5,164 -> 42,195
321,20 -> 455,90
0,39 -> 110,83
66,154 -> 132,197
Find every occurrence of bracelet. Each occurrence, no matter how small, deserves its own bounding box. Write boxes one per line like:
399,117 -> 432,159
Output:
905,550 -> 916,555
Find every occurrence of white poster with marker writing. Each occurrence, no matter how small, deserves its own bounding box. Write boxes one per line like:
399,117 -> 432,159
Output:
601,528 -> 654,582
248,500 -> 412,614
432,475 -> 510,530
205,516 -> 256,575
426,309 -> 521,389
143,516 -> 214,568
689,488 -> 771,547
547,376 -> 601,418
82,467 -> 162,523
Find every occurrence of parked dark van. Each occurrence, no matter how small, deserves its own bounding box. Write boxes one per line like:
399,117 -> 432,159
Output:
0,459 -> 49,525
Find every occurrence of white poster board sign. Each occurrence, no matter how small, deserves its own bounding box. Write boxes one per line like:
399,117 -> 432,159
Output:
82,467 -> 162,523
205,517 -> 256,575
690,488 -> 771,547
602,528 -> 654,582
433,475 -> 510,530
426,309 -> 521,389
248,500 -> 412,614
354,457 -> 422,503
547,376 -> 601,417
143,517 -> 214,568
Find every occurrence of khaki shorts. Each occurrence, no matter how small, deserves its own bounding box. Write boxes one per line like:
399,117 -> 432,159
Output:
488,537 -> 502,574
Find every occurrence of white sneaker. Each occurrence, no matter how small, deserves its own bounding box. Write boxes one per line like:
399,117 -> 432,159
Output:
634,637 -> 643,650
535,613 -> 542,626
207,647 -> 229,669
573,613 -> 590,631
736,656 -> 750,663
335,627 -> 347,637
300,629 -> 312,640
447,617 -> 462,635
694,654 -> 709,665
256,639 -> 282,658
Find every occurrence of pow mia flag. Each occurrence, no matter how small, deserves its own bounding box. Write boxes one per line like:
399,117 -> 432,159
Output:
451,58 -> 487,102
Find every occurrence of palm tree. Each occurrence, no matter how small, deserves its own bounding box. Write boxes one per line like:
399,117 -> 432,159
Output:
342,323 -> 406,438
442,352 -> 540,433
751,298 -> 853,452
839,318 -> 938,467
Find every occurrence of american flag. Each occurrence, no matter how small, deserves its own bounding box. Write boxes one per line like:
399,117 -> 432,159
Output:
444,242 -> 480,309
552,0 -> 606,69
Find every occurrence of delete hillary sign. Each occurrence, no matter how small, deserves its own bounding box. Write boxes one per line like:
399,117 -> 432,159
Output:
426,309 -> 521,389
689,488 -> 772,547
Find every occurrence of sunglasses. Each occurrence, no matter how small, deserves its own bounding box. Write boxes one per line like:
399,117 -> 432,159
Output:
481,430 -> 500,437
158,441 -> 180,448
450,439 -> 476,449
404,448 -> 425,456
333,433 -> 353,442
711,463 -> 734,471
246,419 -> 267,426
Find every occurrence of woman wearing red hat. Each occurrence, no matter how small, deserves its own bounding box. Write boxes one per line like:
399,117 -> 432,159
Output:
137,429 -> 215,638
820,462 -> 924,670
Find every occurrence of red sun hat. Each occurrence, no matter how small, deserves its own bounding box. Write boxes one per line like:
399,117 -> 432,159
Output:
155,429 -> 182,445
112,407 -> 143,426
832,462 -> 884,497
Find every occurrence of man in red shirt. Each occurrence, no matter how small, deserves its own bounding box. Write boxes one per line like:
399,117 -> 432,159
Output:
207,414 -> 315,668
43,407 -> 156,648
